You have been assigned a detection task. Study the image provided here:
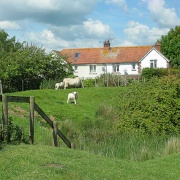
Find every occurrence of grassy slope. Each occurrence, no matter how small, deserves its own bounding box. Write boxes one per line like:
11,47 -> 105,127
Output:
0,144 -> 180,180
1,87 -> 180,179
6,87 -> 127,124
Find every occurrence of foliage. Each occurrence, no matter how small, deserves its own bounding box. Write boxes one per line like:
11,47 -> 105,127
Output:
142,68 -> 180,80
0,117 -> 28,149
83,78 -> 95,87
115,75 -> 180,135
159,25 -> 180,68
95,73 -> 129,87
0,29 -> 73,92
141,68 -> 168,79
40,79 -> 59,89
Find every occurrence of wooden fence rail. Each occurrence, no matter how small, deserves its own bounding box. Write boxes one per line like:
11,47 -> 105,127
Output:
0,95 -> 72,148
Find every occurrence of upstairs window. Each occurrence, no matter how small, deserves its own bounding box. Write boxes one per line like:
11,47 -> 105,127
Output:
150,60 -> 157,68
74,52 -> 79,58
113,64 -> 119,72
90,65 -> 96,73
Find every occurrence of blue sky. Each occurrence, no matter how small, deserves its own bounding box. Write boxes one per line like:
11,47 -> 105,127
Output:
0,0 -> 179,53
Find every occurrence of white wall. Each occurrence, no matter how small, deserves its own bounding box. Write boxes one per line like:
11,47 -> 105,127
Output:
73,64 -> 104,79
106,63 -> 138,75
140,49 -> 168,69
73,49 -> 168,78
73,63 -> 139,78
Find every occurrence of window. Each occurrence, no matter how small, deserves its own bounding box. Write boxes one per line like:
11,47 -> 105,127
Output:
74,65 -> 78,72
74,52 -> 79,58
90,65 -> 96,73
132,63 -> 136,70
150,60 -> 157,68
113,64 -> 119,72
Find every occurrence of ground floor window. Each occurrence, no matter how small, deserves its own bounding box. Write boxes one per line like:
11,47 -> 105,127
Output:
90,65 -> 96,73
113,64 -> 119,72
73,65 -> 78,72
132,63 -> 136,70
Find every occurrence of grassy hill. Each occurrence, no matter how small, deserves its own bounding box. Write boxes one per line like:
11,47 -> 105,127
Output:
0,144 -> 180,180
1,85 -> 180,179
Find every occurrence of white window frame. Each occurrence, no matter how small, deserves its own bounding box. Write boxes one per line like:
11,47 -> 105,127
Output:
113,64 -> 120,72
90,65 -> 96,74
73,65 -> 78,72
132,63 -> 136,71
150,59 -> 157,68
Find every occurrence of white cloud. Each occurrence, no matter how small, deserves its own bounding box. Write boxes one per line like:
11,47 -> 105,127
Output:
124,21 -> 169,45
145,0 -> 180,27
27,21 -> 109,52
105,0 -> 128,12
84,19 -> 111,37
120,40 -> 136,46
0,21 -> 20,30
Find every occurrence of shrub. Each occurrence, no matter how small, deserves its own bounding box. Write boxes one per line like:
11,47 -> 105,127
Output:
0,117 -> 28,149
115,75 -> 180,136
83,78 -> 95,87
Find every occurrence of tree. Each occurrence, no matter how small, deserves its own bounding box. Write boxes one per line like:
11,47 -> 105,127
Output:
159,26 -> 180,68
0,29 -> 73,92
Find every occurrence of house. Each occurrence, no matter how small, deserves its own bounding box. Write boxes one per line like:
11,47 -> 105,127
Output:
53,41 -> 169,79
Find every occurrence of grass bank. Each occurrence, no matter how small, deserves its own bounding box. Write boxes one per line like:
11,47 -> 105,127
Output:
0,144 -> 180,180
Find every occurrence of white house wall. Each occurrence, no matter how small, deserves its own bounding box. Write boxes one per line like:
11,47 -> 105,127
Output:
106,63 -> 138,75
140,49 -> 168,69
74,63 -> 139,79
73,49 -> 168,78
73,64 -> 104,79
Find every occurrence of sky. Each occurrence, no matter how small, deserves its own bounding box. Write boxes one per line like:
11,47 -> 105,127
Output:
0,0 -> 179,53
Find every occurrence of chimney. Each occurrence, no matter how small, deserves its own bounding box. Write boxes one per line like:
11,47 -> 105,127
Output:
104,40 -> 110,48
154,42 -> 161,52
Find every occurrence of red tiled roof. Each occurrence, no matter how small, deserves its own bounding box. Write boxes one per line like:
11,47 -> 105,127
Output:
58,46 -> 155,65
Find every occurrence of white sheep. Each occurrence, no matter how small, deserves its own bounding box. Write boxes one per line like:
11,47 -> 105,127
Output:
67,91 -> 78,104
63,77 -> 81,89
55,82 -> 64,90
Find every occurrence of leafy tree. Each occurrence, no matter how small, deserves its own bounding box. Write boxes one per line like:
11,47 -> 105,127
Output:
159,26 -> 180,68
0,29 -> 73,92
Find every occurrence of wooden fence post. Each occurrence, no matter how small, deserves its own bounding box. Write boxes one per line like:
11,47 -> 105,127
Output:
0,80 -> 3,95
2,95 -> 8,140
29,96 -> 35,144
53,121 -> 58,147
2,95 -> 8,128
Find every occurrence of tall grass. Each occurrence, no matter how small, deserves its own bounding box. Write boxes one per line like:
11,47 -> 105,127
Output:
75,132 -> 180,161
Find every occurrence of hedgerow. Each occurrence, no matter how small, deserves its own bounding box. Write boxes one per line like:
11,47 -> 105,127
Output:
114,75 -> 180,135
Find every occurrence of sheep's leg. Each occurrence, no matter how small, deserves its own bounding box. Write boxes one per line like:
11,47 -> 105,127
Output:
74,98 -> 76,104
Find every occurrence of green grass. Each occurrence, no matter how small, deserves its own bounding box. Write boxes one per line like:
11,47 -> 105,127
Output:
0,144 -> 180,180
6,87 -> 127,124
1,86 -> 180,178
1,87 -> 180,155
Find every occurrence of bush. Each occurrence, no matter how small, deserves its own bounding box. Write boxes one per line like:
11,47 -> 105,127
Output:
141,68 -> 180,80
0,117 -> 28,149
115,75 -> 180,135
83,78 -> 95,87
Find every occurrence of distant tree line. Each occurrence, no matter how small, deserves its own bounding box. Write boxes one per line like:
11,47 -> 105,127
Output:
0,29 -> 73,93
